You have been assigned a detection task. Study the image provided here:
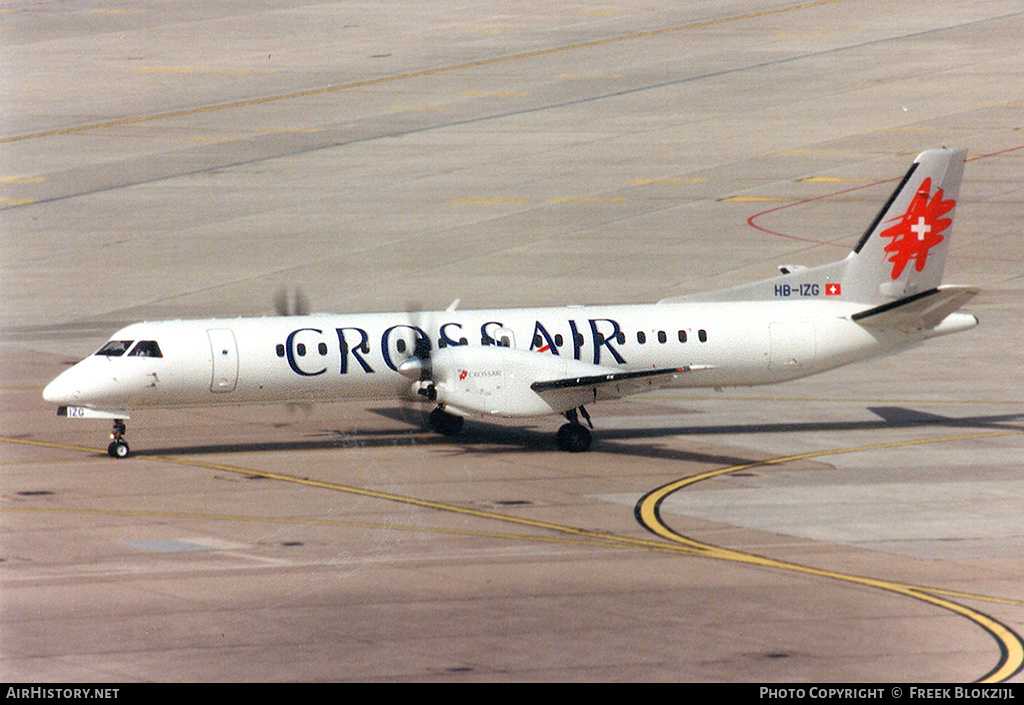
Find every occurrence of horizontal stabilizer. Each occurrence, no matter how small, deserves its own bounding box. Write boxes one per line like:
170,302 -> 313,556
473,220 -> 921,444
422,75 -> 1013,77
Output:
851,285 -> 978,330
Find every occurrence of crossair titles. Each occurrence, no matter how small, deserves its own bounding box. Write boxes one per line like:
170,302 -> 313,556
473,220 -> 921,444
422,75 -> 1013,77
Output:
278,317 -> 630,377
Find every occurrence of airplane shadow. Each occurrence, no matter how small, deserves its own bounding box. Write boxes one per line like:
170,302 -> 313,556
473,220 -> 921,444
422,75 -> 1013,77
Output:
136,405 -> 1023,465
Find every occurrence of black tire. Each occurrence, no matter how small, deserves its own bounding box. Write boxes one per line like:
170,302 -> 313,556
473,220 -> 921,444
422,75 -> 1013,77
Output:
556,423 -> 592,452
108,440 -> 130,458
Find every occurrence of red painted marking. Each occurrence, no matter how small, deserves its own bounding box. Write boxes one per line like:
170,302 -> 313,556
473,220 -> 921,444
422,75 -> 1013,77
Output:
744,146 -> 1024,264
878,177 -> 954,279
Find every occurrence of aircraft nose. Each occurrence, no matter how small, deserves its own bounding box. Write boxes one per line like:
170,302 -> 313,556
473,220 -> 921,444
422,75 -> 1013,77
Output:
42,368 -> 80,405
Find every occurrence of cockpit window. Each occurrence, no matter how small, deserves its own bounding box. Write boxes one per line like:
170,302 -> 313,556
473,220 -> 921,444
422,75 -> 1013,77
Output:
128,340 -> 163,358
95,340 -> 133,357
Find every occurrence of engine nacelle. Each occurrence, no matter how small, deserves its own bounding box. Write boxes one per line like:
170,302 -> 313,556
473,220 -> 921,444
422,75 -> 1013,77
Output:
424,346 -> 612,418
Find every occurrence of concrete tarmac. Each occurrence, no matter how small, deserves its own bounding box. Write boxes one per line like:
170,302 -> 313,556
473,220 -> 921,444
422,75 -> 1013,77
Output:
1,0 -> 1022,682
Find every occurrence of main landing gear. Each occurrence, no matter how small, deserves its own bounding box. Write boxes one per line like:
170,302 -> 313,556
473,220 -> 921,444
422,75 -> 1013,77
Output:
426,404 -> 595,452
107,419 -> 130,458
557,406 -> 593,453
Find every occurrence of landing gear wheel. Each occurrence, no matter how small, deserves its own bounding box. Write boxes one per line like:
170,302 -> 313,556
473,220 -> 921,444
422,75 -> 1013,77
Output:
429,406 -> 464,436
556,423 -> 592,453
108,418 -> 130,458
107,439 -> 130,458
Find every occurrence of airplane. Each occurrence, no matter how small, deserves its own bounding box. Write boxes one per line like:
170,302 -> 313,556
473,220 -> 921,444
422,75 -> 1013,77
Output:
43,147 -> 979,457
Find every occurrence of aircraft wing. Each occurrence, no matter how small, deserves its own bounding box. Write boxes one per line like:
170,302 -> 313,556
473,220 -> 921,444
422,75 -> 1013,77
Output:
851,285 -> 979,330
531,365 -> 711,403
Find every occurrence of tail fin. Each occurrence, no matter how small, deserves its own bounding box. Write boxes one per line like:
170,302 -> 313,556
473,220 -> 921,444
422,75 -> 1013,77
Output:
661,148 -> 970,308
840,147 -> 966,304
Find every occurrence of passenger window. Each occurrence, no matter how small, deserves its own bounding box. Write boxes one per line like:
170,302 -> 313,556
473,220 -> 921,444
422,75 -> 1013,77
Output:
637,331 -> 646,344
657,331 -> 667,344
678,330 -> 687,343
698,329 -> 708,343
128,340 -> 163,358
96,340 -> 134,357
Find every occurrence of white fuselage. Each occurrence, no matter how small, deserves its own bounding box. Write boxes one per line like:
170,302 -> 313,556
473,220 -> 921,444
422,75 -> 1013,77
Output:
42,299 -> 971,417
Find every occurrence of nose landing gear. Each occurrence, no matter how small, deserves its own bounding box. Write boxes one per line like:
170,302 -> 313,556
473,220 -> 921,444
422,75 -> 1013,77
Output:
107,419 -> 130,458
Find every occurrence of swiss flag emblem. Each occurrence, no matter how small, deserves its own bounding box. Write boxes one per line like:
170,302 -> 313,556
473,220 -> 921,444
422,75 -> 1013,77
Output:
825,283 -> 842,296
879,177 -> 954,280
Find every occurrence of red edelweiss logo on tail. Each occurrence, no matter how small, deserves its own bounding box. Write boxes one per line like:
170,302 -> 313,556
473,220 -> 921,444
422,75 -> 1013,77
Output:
879,177 -> 955,279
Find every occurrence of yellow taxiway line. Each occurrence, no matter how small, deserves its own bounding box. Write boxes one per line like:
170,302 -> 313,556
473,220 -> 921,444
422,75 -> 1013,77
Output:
4,422 -> 1021,681
635,429 -> 1024,683
0,0 -> 841,145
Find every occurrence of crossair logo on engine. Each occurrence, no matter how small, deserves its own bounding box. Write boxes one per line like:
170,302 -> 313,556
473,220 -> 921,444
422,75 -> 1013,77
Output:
459,369 -> 501,381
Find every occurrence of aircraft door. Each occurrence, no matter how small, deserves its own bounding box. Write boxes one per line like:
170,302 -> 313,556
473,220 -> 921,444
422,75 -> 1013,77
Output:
208,329 -> 239,393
